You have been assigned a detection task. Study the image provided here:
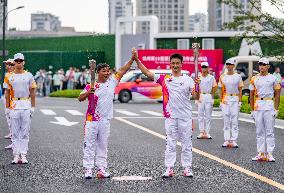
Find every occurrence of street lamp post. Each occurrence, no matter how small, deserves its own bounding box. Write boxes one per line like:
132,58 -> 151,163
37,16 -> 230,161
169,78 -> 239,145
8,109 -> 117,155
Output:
1,0 -> 24,88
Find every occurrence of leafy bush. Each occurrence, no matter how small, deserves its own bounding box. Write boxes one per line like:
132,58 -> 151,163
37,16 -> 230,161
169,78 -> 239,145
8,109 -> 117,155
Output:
213,99 -> 220,107
49,90 -> 82,98
278,97 -> 284,119
240,96 -> 284,120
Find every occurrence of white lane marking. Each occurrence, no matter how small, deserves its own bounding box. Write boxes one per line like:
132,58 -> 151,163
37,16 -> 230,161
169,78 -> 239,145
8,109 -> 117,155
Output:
141,110 -> 163,116
115,110 -> 140,116
66,110 -> 84,116
239,118 -> 284,130
114,116 -> 222,120
115,117 -> 284,191
50,117 -> 78,127
40,109 -> 56,115
112,176 -> 152,181
192,111 -> 222,117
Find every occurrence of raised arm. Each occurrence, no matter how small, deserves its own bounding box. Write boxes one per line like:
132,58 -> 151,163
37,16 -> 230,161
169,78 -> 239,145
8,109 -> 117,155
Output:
132,48 -> 154,81
116,48 -> 135,79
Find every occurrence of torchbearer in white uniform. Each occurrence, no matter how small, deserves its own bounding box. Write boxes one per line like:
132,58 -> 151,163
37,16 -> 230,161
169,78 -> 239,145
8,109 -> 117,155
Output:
133,50 -> 199,178
78,49 -> 135,179
5,53 -> 37,164
3,59 -> 15,150
250,58 -> 281,162
218,58 -> 243,148
197,62 -> 217,139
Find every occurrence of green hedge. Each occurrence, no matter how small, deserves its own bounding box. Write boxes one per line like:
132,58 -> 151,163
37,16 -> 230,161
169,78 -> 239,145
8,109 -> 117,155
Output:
49,90 -> 82,98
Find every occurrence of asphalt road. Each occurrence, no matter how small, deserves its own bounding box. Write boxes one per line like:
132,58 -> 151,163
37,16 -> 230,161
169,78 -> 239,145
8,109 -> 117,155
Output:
0,97 -> 283,193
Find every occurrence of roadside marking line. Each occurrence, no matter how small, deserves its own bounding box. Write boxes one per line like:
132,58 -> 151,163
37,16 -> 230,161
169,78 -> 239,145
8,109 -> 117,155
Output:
141,110 -> 163,116
115,117 -> 284,191
192,111 -> 222,117
115,116 -> 164,119
239,118 -> 284,130
115,110 -> 140,116
66,110 -> 84,116
114,116 -> 223,120
40,109 -> 56,115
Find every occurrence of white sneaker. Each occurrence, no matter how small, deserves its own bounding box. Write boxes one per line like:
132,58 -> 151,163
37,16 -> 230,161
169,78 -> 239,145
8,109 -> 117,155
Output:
96,168 -> 111,178
11,155 -> 20,164
206,134 -> 212,139
162,167 -> 174,178
84,168 -> 93,179
5,144 -> 13,149
183,167 -> 193,178
21,154 -> 28,164
231,141 -> 239,148
252,153 -> 266,161
197,133 -> 205,139
4,133 -> 12,139
221,141 -> 229,148
266,153 -> 275,162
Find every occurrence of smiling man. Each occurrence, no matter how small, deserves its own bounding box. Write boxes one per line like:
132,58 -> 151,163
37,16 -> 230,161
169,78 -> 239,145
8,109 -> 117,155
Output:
133,50 -> 199,178
78,50 -> 136,179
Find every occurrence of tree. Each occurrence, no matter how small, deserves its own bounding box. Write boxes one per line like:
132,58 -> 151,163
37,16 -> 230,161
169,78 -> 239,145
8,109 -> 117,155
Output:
218,0 -> 284,57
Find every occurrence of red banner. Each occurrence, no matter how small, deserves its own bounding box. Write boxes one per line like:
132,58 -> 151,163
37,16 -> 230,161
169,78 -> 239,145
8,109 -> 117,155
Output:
138,49 -> 224,78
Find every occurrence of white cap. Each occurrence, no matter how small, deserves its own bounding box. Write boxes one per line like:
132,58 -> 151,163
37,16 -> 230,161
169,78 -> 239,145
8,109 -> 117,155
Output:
200,62 -> 209,67
4,58 -> 14,63
225,58 -> 235,65
258,57 -> 269,65
14,53 -> 24,60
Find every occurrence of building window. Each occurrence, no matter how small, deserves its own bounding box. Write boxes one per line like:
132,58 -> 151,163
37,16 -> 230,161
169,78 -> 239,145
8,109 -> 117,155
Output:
177,39 -> 189,49
202,38 -> 215,50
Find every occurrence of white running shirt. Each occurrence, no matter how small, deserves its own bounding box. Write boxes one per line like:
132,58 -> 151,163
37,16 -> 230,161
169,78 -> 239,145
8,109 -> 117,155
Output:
7,71 -> 36,109
154,73 -> 195,118
249,74 -> 281,111
81,75 -> 119,121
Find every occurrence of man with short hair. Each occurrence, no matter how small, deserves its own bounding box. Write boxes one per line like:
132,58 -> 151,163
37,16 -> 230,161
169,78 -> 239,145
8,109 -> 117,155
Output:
78,50 -> 135,179
5,53 -> 37,164
250,58 -> 281,162
197,62 -> 217,139
133,50 -> 198,178
219,58 -> 243,148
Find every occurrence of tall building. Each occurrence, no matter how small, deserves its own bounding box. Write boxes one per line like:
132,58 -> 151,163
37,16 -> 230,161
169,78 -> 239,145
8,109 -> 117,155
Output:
109,0 -> 133,34
0,0 -> 7,32
136,0 -> 189,33
208,0 -> 261,31
189,13 -> 207,32
31,12 -> 61,32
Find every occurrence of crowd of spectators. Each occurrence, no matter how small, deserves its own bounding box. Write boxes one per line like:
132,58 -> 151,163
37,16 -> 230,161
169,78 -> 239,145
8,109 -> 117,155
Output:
34,67 -> 91,96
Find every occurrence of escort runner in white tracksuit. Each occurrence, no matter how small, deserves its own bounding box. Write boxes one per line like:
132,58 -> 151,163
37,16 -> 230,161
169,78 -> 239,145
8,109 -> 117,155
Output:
78,51 -> 135,179
134,52 -> 198,178
197,62 -> 217,139
5,53 -> 36,164
250,58 -> 281,162
219,59 -> 243,148
3,59 -> 15,149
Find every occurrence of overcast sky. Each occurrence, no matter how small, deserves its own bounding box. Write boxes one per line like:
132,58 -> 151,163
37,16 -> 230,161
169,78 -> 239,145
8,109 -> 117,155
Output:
7,0 -> 284,33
